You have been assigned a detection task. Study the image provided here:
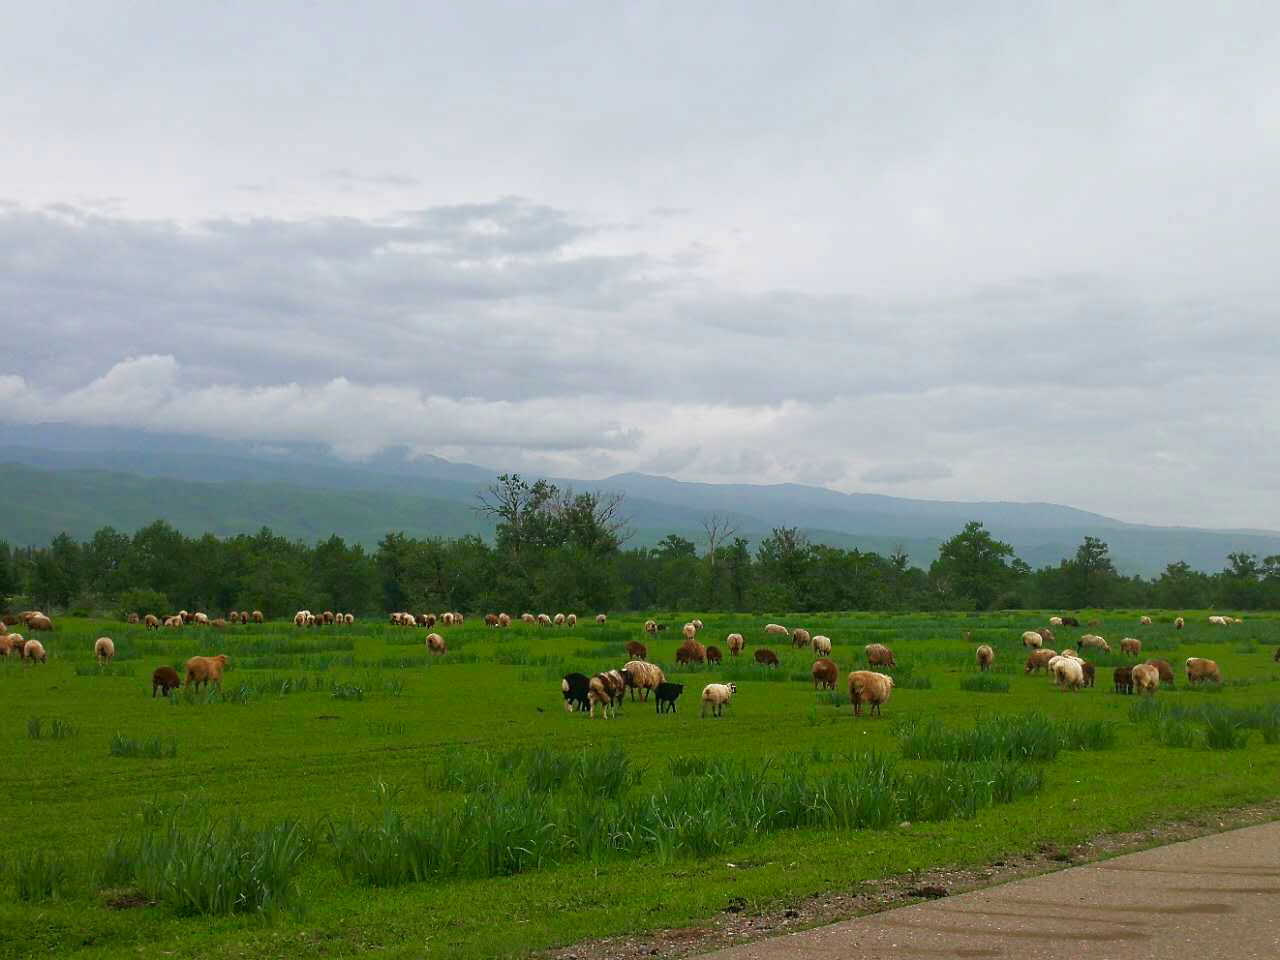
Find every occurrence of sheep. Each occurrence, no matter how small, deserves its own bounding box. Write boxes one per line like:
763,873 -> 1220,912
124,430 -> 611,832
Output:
0,634 -> 24,657
127,612 -> 140,625
791,627 -> 811,649
497,613 -> 511,627
183,654 -> 228,690
1131,663 -> 1160,695
1140,615 -> 1153,626
812,634 -> 832,656
700,682 -> 736,718
1174,616 -> 1184,630
864,643 -> 896,668
426,633 -> 447,656
344,613 -> 354,625
596,614 -> 607,625
453,612 -> 465,625
622,660 -> 665,701
179,610 -> 191,624
521,612 -> 536,624
654,681 -> 684,714
554,613 -> 566,626
1145,658 -> 1175,686
538,614 -> 553,627
193,612 -> 209,626
164,616 -> 182,629
1120,637 -> 1142,656
485,613 -> 499,627
1081,660 -> 1096,688
624,639 -> 648,660
144,614 -> 160,630
1061,616 -> 1080,627
294,611 -> 309,627
976,644 -> 994,671
566,613 -> 578,628
1048,616 -> 1064,627
1052,656 -> 1084,691
691,618 -> 704,632
1186,657 -> 1221,685
1113,666 -> 1133,695
561,673 -> 590,712
442,612 -> 456,626
1061,648 -> 1081,660
676,639 -> 707,667
754,648 -> 780,667
764,623 -> 789,636
1208,615 -> 1229,626
248,610 -> 262,623
644,619 -> 658,636
705,645 -> 723,666
152,665 -> 181,698
1037,627 -> 1055,644
847,671 -> 893,718
1024,649 -> 1057,674
1021,630 -> 1043,649
812,657 -> 838,690
321,611 -> 334,625
1087,618 -> 1102,628
211,618 -> 228,629
1079,634 -> 1111,653
726,633 -> 745,656
27,614 -> 53,632
682,622 -> 697,641
389,612 -> 405,626
589,669 -> 626,718
94,636 -> 115,665
22,639 -> 47,663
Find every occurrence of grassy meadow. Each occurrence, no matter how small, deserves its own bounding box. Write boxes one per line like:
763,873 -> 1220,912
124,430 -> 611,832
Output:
3,610 -> 1279,959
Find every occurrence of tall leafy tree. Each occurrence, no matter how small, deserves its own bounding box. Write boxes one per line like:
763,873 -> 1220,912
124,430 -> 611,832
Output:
930,521 -> 1018,610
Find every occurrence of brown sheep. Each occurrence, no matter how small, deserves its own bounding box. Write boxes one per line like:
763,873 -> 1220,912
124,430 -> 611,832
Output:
624,640 -> 648,660
23,638 -> 47,663
211,618 -> 228,629
28,614 -> 53,632
1024,649 -> 1057,674
144,614 -> 160,630
0,634 -> 24,657
621,661 -> 665,702
538,614 -> 553,627
1037,627 -> 1055,644
754,648 -> 780,667
426,633 -> 447,656
1131,663 -> 1160,695
1087,618 -> 1101,628
848,671 -> 893,717
1186,657 -> 1221,685
485,613 -> 499,627
1113,666 -> 1133,694
1120,637 -> 1142,656
791,627 -> 811,649
705,645 -> 722,666
1145,658 -> 1175,686
675,639 -> 707,667
240,612 -> 250,624
343,613 -> 354,625
152,665 -> 181,698
94,636 -> 115,665
1081,660 -> 1096,688
321,611 -> 334,625
588,669 -> 626,719
976,644 -> 994,671
183,654 -> 228,690
726,633 -> 745,656
864,643 -> 896,668
812,658 -> 838,690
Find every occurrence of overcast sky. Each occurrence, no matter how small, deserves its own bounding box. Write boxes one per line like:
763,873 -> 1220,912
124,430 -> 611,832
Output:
2,2 -> 1278,529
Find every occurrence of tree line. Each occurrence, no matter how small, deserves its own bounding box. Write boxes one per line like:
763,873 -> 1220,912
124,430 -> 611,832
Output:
2,475 -> 1278,617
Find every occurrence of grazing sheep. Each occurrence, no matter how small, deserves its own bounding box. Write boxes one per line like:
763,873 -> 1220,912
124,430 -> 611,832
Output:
700,682 -> 736,718
211,618 -> 228,629
453,613 -> 465,625
812,634 -> 832,656
754,648 -> 780,667
1037,627 -> 1055,644
0,634 -> 24,657
127,612 -> 140,625
22,639 -> 47,663
682,622 -> 697,641
596,614 -> 607,625
1208,615 -> 1229,626
1024,649 -> 1057,674
624,639 -> 648,660
426,633 -> 447,656
1079,634 -> 1111,653
420,614 -> 437,628
94,636 -> 115,665
764,623 -> 789,636
976,644 -> 994,671
1081,661 -> 1096,688
144,614 -> 160,630
1113,666 -> 1133,695
164,616 -> 182,629
344,613 -> 354,625
812,657 -> 838,690
27,614 -> 53,632
644,619 -> 658,636
589,669 -> 626,719
1145,658 -> 1175,686
1120,637 -> 1142,656
152,665 -> 181,698
1186,657 -> 1221,685
498,613 -> 511,627
193,612 -> 209,626
1061,616 -> 1080,628
1174,616 -> 1184,630
1140,615 -> 1153,626
847,671 -> 893,718
1052,656 -> 1085,691
183,654 -> 228,690
1048,616 -> 1064,627
791,627 -> 811,649
485,613 -> 499,627
522,612 -> 536,624
1131,663 -> 1160,695
566,614 -> 578,628
561,673 -> 590,713
726,633 -> 745,656
538,614 -> 553,627
676,639 -> 707,666
179,610 -> 192,624
321,611 -> 334,625
294,611 -> 309,627
654,681 -> 684,714
705,645 -> 723,665
622,660 -> 665,702
554,613 -> 566,626
442,612 -> 457,627
864,643 -> 896,668
1061,648 -> 1081,659
1021,630 -> 1044,649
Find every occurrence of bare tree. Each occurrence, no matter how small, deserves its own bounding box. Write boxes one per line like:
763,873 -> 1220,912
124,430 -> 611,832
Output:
702,513 -> 738,604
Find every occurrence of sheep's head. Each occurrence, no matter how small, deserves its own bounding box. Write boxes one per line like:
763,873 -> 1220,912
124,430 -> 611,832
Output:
727,683 -> 737,694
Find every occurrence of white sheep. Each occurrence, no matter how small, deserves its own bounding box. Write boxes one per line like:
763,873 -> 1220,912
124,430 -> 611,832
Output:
1079,634 -> 1111,653
94,636 -> 115,665
1021,630 -> 1043,649
1052,656 -> 1084,691
1048,616 -> 1064,627
1139,615 -> 1153,626
1131,663 -> 1160,694
847,671 -> 893,717
426,633 -> 447,655
691,618 -> 704,632
764,623 -> 789,636
1174,616 -> 1184,630
726,633 -> 745,656
682,622 -> 697,641
566,613 -> 578,628
554,613 -> 566,626
976,644 -> 994,671
596,614 -> 607,624
700,682 -> 737,718
812,634 -> 832,656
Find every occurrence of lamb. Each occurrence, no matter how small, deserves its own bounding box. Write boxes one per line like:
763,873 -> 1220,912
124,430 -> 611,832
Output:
791,627 -> 811,649
682,622 -> 697,641
700,682 -> 736,718
764,623 -> 789,636
1021,630 -> 1043,649
561,673 -> 591,712
94,636 -> 115,665
726,633 -> 745,656
23,639 -> 47,663
1186,657 -> 1221,685
554,613 -> 566,626
654,681 -> 684,714
812,657 -> 838,690
566,613 -> 578,628
1145,658 -> 1175,686
622,660 -> 665,701
1113,666 -> 1133,695
1024,649 -> 1057,674
624,640 -> 648,660
183,654 -> 228,690
676,639 -> 708,666
1174,616 -> 1184,630
596,614 -> 607,625
426,633 -> 447,656
589,669 -> 626,718
976,644 -> 994,671
864,643 -> 896,668
754,648 -> 780,667
1079,634 -> 1111,653
1131,663 -> 1160,695
144,614 -> 160,630
1052,656 -> 1084,691
1048,616 -> 1064,627
1120,637 -> 1142,656
847,671 -> 893,718
705,645 -> 723,666
152,665 -> 181,698
1140,615 -> 1153,626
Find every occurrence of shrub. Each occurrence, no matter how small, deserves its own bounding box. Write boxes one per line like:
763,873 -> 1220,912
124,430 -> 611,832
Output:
110,733 -> 178,759
1203,710 -> 1250,750
116,588 -> 171,620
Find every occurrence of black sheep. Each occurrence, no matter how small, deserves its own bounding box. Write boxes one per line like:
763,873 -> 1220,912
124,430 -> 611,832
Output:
655,681 -> 684,714
561,672 -> 591,713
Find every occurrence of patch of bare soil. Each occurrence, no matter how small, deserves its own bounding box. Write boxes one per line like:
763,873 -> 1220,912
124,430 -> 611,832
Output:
541,800 -> 1280,960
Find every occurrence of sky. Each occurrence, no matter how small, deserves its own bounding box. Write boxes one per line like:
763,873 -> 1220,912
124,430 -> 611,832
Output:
2,2 -> 1278,529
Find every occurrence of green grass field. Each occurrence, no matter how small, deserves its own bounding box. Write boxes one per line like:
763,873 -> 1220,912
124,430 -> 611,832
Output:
3,610 -> 1279,959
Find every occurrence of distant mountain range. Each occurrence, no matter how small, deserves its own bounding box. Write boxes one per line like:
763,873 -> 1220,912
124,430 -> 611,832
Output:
2,422 -> 1278,576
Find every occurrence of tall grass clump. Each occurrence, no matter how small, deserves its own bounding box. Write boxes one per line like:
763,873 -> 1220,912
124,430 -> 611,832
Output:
1203,709 -> 1250,750
5,851 -> 75,901
1151,717 -> 1198,748
960,674 -> 1009,693
109,732 -> 178,759
897,714 -> 1060,763
1056,717 -> 1118,751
